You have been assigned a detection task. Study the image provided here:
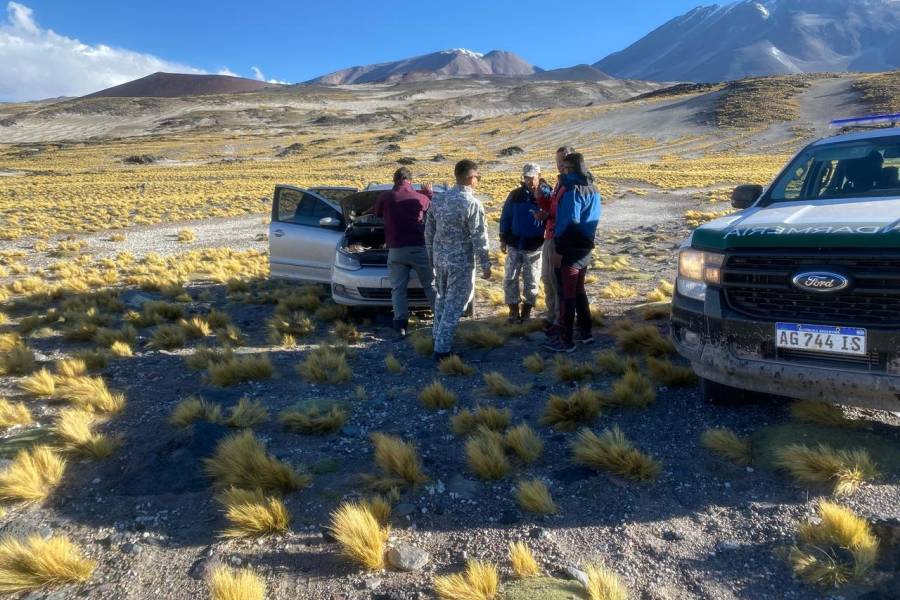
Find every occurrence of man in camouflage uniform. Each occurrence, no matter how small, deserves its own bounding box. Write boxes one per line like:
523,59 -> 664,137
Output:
425,159 -> 492,361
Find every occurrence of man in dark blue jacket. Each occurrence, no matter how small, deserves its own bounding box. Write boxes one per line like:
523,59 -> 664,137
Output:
499,163 -> 546,323
544,153 -> 601,352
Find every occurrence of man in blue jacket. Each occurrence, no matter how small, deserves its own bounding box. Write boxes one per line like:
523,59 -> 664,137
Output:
499,163 -> 547,323
544,153 -> 601,353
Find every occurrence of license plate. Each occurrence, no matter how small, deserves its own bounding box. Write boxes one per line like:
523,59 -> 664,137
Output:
776,323 -> 867,356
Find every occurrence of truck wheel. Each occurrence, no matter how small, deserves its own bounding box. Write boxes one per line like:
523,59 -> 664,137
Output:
700,378 -> 750,406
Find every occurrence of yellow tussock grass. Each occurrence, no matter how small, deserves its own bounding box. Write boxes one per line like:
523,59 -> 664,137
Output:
296,346 -> 351,384
774,444 -> 878,496
409,331 -> 434,356
204,430 -> 310,494
434,560 -> 499,600
332,320 -> 362,343
170,396 -> 223,427
509,541 -> 540,578
109,340 -> 133,358
186,345 -> 234,371
458,324 -> 507,349
483,372 -> 529,397
18,368 -> 56,397
226,397 -> 268,428
701,428 -> 751,466
0,344 -> 35,376
279,403 -> 346,434
609,369 -> 656,408
208,566 -> 265,600
522,353 -> 545,374
439,355 -> 476,376
553,355 -> 595,382
371,433 -> 427,487
572,427 -> 661,482
217,487 -> 291,538
466,430 -> 510,480
515,479 -> 557,514
148,323 -> 187,350
585,563 -> 629,600
361,495 -> 392,524
614,324 -> 674,356
385,353 -> 404,374
0,333 -> 21,353
541,388 -> 602,431
328,502 -> 389,570
71,349 -> 108,371
179,316 -> 212,339
452,406 -> 511,436
314,302 -> 348,322
420,380 -> 457,410
0,535 -> 95,593
593,350 -> 630,376
55,358 -> 87,378
598,282 -> 637,300
504,424 -> 543,463
0,399 -> 32,430
53,408 -> 119,459
208,354 -> 273,387
0,446 -> 65,504
646,357 -> 697,387
790,400 -> 856,428
55,376 -> 125,414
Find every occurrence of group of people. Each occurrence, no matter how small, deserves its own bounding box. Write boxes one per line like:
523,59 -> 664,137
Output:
373,147 -> 601,362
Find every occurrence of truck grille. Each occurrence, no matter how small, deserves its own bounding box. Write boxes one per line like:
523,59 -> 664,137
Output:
721,250 -> 900,327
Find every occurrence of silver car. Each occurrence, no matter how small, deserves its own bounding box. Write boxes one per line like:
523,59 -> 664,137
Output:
268,183 -> 441,307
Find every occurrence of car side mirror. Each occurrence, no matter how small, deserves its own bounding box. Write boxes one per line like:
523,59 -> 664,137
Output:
319,216 -> 341,228
731,184 -> 763,209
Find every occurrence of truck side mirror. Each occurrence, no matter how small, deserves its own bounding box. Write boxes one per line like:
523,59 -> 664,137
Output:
731,184 -> 763,209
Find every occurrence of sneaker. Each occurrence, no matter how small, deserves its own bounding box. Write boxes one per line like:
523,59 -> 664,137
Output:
542,338 -> 576,353
575,331 -> 595,345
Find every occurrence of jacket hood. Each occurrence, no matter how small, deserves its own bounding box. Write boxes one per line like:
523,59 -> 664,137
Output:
692,196 -> 900,250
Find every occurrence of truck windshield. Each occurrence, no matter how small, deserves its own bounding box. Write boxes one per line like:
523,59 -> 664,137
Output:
769,135 -> 900,202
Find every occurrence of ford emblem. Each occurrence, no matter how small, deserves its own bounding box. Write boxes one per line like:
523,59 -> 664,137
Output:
792,271 -> 849,293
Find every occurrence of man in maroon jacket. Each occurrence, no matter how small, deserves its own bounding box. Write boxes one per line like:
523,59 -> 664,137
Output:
374,167 -> 436,337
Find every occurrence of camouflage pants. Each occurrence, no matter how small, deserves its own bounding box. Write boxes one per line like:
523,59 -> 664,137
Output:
503,248 -> 542,306
432,265 -> 475,354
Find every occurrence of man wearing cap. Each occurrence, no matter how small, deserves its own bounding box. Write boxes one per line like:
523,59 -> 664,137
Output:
498,163 -> 548,323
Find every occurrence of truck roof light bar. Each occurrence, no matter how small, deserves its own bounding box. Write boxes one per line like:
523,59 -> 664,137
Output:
829,113 -> 900,129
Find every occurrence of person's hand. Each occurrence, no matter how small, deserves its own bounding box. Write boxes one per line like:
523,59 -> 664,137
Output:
500,243 -> 507,254
481,266 -> 492,280
552,253 -> 562,268
422,182 -> 434,195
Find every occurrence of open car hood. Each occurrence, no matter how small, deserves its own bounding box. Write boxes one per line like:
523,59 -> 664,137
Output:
341,191 -> 382,221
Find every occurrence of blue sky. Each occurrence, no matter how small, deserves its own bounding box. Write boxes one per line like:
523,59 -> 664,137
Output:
1,0 -> 707,101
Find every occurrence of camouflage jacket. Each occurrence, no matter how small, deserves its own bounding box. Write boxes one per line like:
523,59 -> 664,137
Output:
425,184 -> 491,270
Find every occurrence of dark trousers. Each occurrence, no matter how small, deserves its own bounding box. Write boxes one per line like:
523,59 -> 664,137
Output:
558,263 -> 591,344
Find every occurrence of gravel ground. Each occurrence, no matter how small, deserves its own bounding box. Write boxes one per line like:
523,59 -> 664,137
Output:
1,197 -> 898,600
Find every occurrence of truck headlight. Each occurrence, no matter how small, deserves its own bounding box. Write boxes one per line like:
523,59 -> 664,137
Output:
677,249 -> 724,301
335,249 -> 361,271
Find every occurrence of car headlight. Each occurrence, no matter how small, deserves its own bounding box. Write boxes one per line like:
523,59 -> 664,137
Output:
676,249 -> 724,301
335,249 -> 361,271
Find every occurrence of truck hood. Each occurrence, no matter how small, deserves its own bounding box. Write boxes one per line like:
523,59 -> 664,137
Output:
692,197 -> 900,250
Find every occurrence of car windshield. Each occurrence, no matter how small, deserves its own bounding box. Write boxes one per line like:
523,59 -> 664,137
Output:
769,135 -> 900,202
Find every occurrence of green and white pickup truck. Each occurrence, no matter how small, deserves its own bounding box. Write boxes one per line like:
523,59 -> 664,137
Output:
672,118 -> 900,412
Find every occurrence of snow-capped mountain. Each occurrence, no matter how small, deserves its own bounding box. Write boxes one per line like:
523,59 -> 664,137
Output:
594,0 -> 900,82
309,48 -> 536,84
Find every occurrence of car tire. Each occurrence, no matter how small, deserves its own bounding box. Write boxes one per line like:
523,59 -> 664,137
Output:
700,377 -> 750,406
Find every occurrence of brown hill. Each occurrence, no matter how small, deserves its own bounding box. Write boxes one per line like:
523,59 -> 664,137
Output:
85,72 -> 281,98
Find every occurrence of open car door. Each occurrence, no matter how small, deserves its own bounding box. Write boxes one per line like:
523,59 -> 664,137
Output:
269,185 -> 347,282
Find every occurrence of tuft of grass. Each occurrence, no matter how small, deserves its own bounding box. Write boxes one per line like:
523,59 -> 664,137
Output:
314,302 -> 348,322
504,424 -> 543,463
371,433 -> 427,487
53,408 -> 120,459
186,345 -> 234,371
438,355 -> 476,376
701,428 -> 751,466
71,349 -> 108,371
553,355 -> 595,383
572,427 -> 661,482
0,398 -> 32,430
18,368 -> 56,397
0,446 -> 65,504
515,479 -> 557,514
226,397 -> 268,428
170,396 -> 223,427
609,369 -> 656,408
148,324 -> 187,350
0,344 -> 36,376
109,341 -> 133,358
541,388 -> 602,431
598,282 -> 637,300
458,324 -> 507,348
434,560 -> 499,600
55,375 -> 125,414
216,324 -> 247,347
0,333 -> 21,353
0,535 -> 96,593
208,566 -> 265,600
585,563 -> 629,600
452,406 -> 511,436
296,346 -> 351,384
55,358 -> 87,378
646,357 -> 697,387
466,430 -> 510,480
332,320 -> 362,343
409,330 -> 434,356
328,502 -> 389,570
385,353 -> 404,374
420,380 -> 457,410
179,316 -> 212,339
361,494 -> 392,524
208,354 -> 274,387
789,500 -> 878,588
593,350 -> 630,376
509,541 -> 540,578
204,430 -> 310,494
94,325 -> 137,348
279,403 -> 347,435
217,487 -> 291,538
614,324 -> 674,356
176,229 -> 196,243
522,353 -> 545,374
774,443 -> 878,496
483,371 -> 529,397
790,400 -> 856,428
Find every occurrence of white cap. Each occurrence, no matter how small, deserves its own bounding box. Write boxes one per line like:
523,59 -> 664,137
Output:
522,162 -> 541,177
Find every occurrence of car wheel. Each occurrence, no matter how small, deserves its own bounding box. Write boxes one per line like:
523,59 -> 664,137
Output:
700,377 -> 751,406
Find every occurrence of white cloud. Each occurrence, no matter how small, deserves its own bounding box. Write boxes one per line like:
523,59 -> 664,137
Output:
217,67 -> 238,77
0,2 -> 202,101
251,65 -> 287,85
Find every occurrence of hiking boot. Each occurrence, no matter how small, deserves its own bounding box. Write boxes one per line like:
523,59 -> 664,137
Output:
506,304 -> 520,324
542,337 -> 576,353
520,304 -> 534,323
575,331 -> 595,345
393,318 -> 408,338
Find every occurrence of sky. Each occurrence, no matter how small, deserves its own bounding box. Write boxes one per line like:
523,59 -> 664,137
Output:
0,0 -> 707,102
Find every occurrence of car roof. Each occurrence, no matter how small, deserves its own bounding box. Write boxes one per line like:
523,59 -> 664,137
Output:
364,183 -> 448,191
813,127 -> 900,146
